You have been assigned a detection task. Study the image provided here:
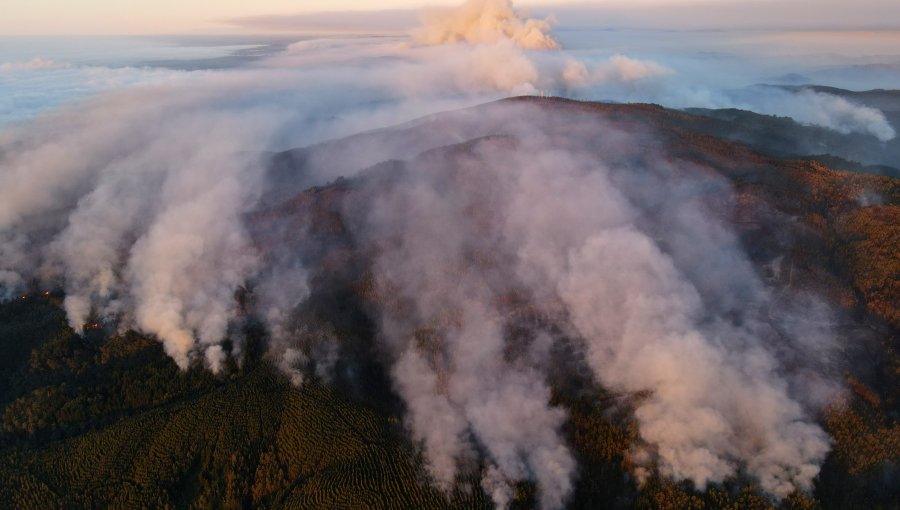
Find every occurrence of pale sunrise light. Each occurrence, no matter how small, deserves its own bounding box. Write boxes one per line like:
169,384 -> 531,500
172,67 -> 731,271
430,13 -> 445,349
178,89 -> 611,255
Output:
1,0 -> 898,34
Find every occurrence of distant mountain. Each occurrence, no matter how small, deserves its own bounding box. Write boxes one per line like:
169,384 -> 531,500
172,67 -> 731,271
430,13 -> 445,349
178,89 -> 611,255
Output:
1,98 -> 897,509
772,63 -> 900,92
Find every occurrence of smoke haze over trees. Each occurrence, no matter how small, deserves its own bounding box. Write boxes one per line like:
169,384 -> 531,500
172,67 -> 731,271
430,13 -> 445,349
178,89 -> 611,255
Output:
0,1 -> 898,509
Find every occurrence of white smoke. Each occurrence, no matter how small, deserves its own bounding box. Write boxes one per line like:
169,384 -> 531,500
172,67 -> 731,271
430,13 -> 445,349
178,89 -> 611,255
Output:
416,0 -> 559,50
601,55 -> 673,83
556,229 -> 829,495
561,55 -> 673,93
494,117 -> 840,497
343,104 -> 839,504
362,158 -> 576,508
739,88 -> 897,142
0,0 -> 860,505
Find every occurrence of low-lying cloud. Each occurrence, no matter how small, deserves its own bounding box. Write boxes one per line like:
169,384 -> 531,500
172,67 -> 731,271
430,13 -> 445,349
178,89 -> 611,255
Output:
341,106 -> 838,504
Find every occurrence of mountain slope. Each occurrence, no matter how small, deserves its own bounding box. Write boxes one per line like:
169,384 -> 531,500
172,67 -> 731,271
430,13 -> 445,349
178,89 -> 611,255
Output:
1,97 -> 897,509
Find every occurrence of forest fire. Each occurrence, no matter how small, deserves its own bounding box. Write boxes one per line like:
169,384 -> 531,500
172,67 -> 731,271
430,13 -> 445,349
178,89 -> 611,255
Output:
0,0 -> 896,508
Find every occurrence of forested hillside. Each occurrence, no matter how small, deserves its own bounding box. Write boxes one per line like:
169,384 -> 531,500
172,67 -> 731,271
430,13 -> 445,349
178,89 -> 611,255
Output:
1,98 -> 898,509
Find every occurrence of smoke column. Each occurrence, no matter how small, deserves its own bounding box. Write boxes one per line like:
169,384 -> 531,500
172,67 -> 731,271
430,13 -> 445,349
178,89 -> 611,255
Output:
334,100 -> 840,506
416,0 -> 559,50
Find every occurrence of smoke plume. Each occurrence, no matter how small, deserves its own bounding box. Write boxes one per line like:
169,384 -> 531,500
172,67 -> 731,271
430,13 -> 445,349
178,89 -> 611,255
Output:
416,0 -> 559,50
0,0 -> 871,507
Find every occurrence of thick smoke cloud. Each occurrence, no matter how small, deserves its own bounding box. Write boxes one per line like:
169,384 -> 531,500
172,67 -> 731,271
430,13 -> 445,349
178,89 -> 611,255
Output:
416,0 -> 559,50
359,158 -> 576,508
0,85 -> 294,369
0,58 -> 500,370
2,20 -> 599,370
0,0 -> 873,506
345,110 -> 837,504
507,167 -> 829,496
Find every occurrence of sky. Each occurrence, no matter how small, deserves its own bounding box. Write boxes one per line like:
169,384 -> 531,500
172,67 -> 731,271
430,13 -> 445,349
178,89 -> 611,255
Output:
0,0 -> 477,35
1,0 -> 898,35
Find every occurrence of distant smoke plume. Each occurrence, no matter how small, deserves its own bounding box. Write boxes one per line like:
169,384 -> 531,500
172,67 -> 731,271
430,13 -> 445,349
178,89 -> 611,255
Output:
803,90 -> 896,141
0,86 -> 288,370
562,55 -> 673,90
416,0 -> 559,50
739,88 -> 897,142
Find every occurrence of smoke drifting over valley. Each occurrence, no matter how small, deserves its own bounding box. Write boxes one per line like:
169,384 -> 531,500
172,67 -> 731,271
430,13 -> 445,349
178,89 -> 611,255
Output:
1,1 -> 897,508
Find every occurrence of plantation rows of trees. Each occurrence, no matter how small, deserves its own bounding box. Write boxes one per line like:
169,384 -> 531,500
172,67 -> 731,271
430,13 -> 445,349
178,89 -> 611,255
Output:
1,281 -> 897,509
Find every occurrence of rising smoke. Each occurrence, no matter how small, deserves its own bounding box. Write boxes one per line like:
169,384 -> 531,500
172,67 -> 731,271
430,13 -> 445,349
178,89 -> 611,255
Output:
731,87 -> 897,142
339,105 -> 838,505
416,0 -> 559,50
0,0 -> 872,507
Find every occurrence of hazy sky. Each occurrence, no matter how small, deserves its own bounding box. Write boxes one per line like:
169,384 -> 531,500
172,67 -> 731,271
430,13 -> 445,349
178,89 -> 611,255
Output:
1,0 -> 460,34
1,0 -> 898,35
